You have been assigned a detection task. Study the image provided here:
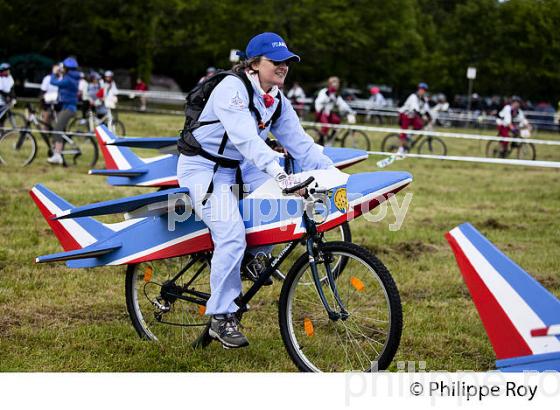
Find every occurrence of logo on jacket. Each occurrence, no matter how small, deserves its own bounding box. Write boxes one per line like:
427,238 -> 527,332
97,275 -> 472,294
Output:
229,92 -> 245,110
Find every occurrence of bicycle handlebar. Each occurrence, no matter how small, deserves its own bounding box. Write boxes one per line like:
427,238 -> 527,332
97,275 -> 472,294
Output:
282,176 -> 315,195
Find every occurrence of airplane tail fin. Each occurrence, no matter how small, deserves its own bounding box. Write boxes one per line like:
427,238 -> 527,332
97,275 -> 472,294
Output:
29,184 -> 114,252
446,223 -> 560,370
94,125 -> 144,170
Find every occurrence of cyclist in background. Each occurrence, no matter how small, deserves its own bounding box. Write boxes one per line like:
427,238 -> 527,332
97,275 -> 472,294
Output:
47,57 -> 80,165
286,81 -> 306,118
496,96 -> 530,158
397,82 -> 431,155
314,76 -> 356,145
40,63 -> 61,127
0,63 -> 16,129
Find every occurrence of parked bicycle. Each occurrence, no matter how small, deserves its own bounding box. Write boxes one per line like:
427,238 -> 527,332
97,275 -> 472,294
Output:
67,105 -> 126,136
0,104 -> 98,167
304,125 -> 371,151
381,124 -> 447,156
485,127 -> 536,161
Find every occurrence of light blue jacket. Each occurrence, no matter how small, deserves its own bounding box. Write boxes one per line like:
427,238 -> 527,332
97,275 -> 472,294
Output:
193,74 -> 333,178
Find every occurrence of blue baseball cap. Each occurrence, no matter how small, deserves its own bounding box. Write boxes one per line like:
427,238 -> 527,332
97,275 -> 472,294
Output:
418,82 -> 429,90
244,32 -> 300,62
63,57 -> 78,69
0,63 -> 10,71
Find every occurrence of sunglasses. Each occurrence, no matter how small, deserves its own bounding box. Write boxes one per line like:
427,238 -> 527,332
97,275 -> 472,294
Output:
263,58 -> 291,67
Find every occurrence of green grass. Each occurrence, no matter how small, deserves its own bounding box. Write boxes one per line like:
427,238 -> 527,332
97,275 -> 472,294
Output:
0,112 -> 559,372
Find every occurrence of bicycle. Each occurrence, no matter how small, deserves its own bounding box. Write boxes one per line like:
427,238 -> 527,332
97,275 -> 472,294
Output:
304,124 -> 371,151
485,128 -> 536,161
0,100 -> 26,136
381,124 -> 447,156
0,104 -> 98,167
125,177 -> 402,372
67,105 -> 126,136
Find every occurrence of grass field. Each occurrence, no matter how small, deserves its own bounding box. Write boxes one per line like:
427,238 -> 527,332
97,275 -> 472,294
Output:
1,111 -> 559,371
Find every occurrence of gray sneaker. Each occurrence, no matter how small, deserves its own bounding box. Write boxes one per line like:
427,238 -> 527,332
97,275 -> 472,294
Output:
209,313 -> 249,349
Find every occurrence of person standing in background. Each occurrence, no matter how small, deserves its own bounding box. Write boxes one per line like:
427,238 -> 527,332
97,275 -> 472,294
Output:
134,77 -> 148,111
40,63 -> 61,126
47,57 -> 80,165
0,63 -> 16,130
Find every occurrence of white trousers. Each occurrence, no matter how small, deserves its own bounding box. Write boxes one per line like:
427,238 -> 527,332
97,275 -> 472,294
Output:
177,154 -> 271,315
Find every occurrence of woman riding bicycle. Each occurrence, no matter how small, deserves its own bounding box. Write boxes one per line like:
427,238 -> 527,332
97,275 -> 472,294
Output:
397,82 -> 432,155
47,57 -> 80,165
313,76 -> 356,144
176,32 -> 334,349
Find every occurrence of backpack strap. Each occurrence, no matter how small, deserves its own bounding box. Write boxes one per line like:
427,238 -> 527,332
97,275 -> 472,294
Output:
235,71 -> 266,129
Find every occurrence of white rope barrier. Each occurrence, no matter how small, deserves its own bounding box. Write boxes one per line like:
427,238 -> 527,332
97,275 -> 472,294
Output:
300,121 -> 560,146
0,126 -> 94,137
368,151 -> 560,169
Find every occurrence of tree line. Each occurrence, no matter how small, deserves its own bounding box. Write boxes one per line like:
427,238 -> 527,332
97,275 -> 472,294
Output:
2,0 -> 559,102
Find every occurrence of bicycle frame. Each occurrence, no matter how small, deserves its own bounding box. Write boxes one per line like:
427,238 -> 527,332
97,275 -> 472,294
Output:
160,202 -> 348,322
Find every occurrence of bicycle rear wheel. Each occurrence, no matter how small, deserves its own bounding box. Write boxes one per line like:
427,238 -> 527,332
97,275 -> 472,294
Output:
380,133 -> 402,153
417,136 -> 447,156
485,140 -> 503,158
66,117 -> 90,134
62,135 -> 99,168
341,130 -> 371,151
125,255 -> 213,347
279,241 -> 402,372
0,130 -> 37,166
304,127 -> 325,145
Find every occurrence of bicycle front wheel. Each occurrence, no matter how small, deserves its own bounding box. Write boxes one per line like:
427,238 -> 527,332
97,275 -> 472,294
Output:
111,119 -> 126,136
7,112 -> 26,131
125,255 -> 213,347
417,136 -> 447,156
0,130 -> 37,166
279,241 -> 402,372
62,135 -> 99,168
513,142 -> 536,161
341,130 -> 371,151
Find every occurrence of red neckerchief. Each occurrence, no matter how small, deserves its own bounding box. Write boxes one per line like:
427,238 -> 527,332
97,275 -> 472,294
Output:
263,94 -> 275,108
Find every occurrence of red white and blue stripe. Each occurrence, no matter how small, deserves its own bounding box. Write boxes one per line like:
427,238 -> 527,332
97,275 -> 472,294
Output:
446,223 -> 560,371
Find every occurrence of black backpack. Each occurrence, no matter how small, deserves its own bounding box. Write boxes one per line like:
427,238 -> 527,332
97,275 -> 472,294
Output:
177,69 -> 282,159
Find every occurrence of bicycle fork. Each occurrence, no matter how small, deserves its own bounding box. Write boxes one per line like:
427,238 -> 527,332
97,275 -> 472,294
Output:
306,235 -> 349,321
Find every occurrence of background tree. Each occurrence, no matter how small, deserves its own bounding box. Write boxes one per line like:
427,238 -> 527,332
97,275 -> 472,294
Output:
2,0 -> 559,102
